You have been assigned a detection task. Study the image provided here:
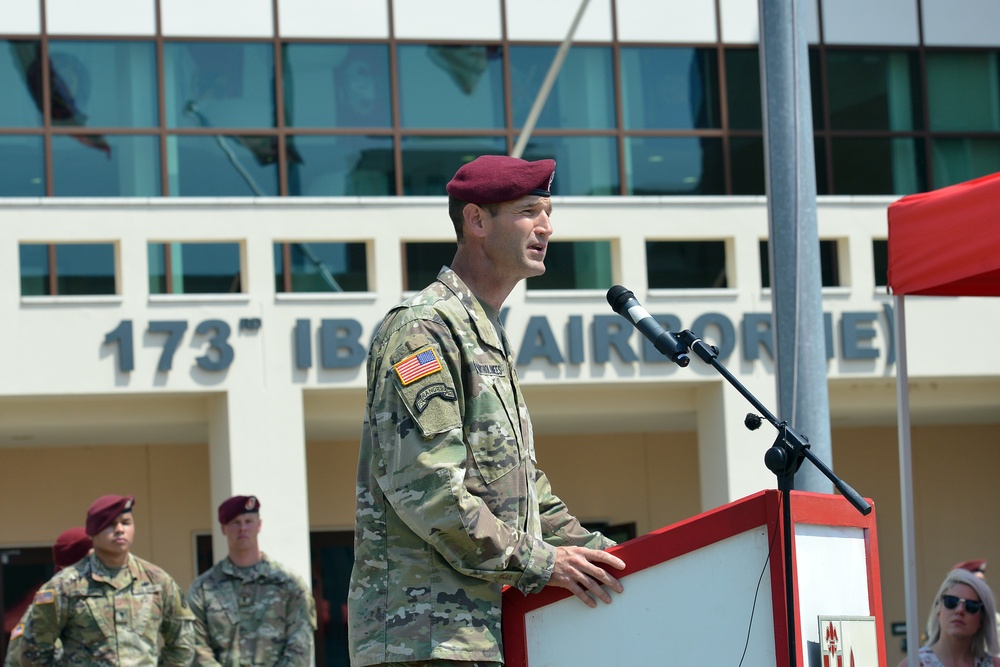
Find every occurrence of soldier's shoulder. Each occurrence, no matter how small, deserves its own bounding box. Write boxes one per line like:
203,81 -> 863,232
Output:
131,555 -> 180,586
261,557 -> 310,590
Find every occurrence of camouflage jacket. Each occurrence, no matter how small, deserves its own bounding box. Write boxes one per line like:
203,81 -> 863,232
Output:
348,267 -> 613,666
17,552 -> 195,666
186,555 -> 317,667
3,607 -> 29,667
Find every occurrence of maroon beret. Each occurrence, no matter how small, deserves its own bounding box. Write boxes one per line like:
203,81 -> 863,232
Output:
446,155 -> 556,205
954,559 -> 987,574
52,527 -> 92,571
85,494 -> 135,536
218,495 -> 260,525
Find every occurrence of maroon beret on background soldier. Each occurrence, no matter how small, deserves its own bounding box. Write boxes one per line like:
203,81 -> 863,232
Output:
446,154 -> 555,204
85,494 -> 135,536
52,527 -> 92,571
218,494 -> 260,524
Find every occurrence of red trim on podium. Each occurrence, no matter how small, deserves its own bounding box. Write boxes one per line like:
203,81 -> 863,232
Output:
502,490 -> 885,667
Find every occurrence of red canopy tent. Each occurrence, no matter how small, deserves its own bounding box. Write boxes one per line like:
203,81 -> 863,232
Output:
887,170 -> 1000,664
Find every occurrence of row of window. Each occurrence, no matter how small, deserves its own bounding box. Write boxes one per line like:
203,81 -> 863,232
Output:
1,38 -> 999,197
18,239 -> 890,297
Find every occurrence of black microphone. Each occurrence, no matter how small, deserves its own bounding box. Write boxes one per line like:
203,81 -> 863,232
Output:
606,285 -> 690,367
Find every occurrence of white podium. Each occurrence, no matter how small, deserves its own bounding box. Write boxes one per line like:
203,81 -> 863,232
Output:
502,490 -> 887,666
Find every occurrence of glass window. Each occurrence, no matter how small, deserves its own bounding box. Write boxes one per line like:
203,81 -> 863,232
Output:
283,43 -> 391,128
872,239 -> 888,287
526,241 -> 613,290
826,50 -> 919,131
401,136 -> 506,196
830,137 -> 925,195
20,243 -> 116,296
0,135 -> 45,196
274,242 -> 368,292
520,136 -> 619,196
403,242 -> 454,291
53,134 -> 160,196
621,47 -> 720,130
286,135 -> 394,196
625,136 -> 725,195
166,135 -> 279,196
148,242 -> 242,294
931,138 -> 1000,188
509,46 -> 615,129
647,241 -> 727,288
47,41 -> 158,127
729,136 -> 765,195
927,51 -> 1000,132
164,42 -> 275,129
725,49 -> 761,131
760,239 -> 840,288
0,40 -> 43,127
397,44 -> 505,129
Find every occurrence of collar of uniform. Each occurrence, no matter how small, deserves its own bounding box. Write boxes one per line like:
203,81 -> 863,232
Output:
89,552 -> 137,589
435,267 -> 505,354
221,553 -> 269,580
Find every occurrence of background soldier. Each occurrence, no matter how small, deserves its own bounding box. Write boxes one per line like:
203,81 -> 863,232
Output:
17,494 -> 194,666
3,527 -> 91,667
349,155 -> 625,667
187,495 -> 317,666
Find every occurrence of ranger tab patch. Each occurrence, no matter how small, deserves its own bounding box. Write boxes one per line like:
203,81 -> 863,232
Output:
34,589 -> 55,604
394,348 -> 443,386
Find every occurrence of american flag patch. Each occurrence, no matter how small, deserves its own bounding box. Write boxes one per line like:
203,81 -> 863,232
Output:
11,623 -> 24,639
34,590 -> 55,605
394,348 -> 443,386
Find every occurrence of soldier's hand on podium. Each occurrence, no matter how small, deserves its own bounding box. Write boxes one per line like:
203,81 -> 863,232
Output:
548,546 -> 625,608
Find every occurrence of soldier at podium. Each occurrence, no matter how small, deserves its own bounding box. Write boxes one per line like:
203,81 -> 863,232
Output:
348,155 -> 626,667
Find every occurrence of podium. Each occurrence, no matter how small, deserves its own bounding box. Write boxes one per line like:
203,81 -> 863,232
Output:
502,490 -> 886,666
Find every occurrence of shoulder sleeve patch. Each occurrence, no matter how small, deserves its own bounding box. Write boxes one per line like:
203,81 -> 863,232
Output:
394,347 -> 443,386
10,623 -> 24,639
34,589 -> 55,604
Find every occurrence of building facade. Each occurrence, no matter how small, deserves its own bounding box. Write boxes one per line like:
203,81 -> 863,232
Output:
2,0 -> 1000,664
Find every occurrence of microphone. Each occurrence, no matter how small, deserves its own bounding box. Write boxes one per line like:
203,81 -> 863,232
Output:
606,285 -> 690,367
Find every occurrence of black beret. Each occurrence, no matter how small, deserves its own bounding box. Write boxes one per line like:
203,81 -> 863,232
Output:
218,495 -> 260,524
52,527 -> 92,570
85,494 -> 134,536
446,155 -> 556,205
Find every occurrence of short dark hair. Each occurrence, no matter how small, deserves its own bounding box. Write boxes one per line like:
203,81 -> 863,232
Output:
448,196 -> 499,242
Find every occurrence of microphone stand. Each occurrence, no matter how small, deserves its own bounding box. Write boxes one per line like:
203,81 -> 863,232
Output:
674,330 -> 871,667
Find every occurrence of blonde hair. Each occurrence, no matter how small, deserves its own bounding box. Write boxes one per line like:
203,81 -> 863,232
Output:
925,568 -> 1000,659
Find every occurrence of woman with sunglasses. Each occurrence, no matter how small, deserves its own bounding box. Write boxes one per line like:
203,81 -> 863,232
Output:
898,568 -> 1000,666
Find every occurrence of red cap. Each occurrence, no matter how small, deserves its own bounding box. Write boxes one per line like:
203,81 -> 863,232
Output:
218,495 -> 260,525
954,559 -> 987,574
85,495 -> 135,536
52,527 -> 92,571
446,155 -> 555,205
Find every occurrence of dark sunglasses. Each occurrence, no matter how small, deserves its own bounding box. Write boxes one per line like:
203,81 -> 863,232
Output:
941,595 -> 984,614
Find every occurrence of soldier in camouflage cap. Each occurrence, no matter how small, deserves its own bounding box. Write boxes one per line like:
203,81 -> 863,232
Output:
16,494 -> 195,666
186,495 -> 317,666
348,155 -> 626,667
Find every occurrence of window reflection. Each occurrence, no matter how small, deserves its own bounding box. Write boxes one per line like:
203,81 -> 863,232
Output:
509,46 -> 615,129
148,242 -> 242,294
931,138 -> 1000,188
625,136 -> 725,195
19,243 -> 116,296
620,47 -> 720,130
274,242 -> 369,292
826,50 -> 919,131
283,44 -> 391,128
398,45 -> 505,129
927,52 -> 1000,132
287,136 -> 394,196
167,135 -> 280,196
526,241 -> 613,290
53,135 -> 160,196
0,41 -> 43,127
648,241 -> 728,289
401,136 -> 506,196
164,42 -> 275,129
521,136 -> 619,195
830,137 -> 924,194
0,135 -> 45,196
403,242 -> 454,291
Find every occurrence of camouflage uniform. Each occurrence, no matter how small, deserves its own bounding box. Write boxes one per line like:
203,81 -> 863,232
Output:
186,554 -> 317,667
4,608 -> 29,667
349,268 -> 614,666
17,552 -> 194,666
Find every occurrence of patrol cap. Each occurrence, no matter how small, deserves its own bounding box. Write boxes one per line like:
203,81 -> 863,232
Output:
218,495 -> 260,525
52,527 -> 92,571
85,494 -> 135,536
446,155 -> 555,205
